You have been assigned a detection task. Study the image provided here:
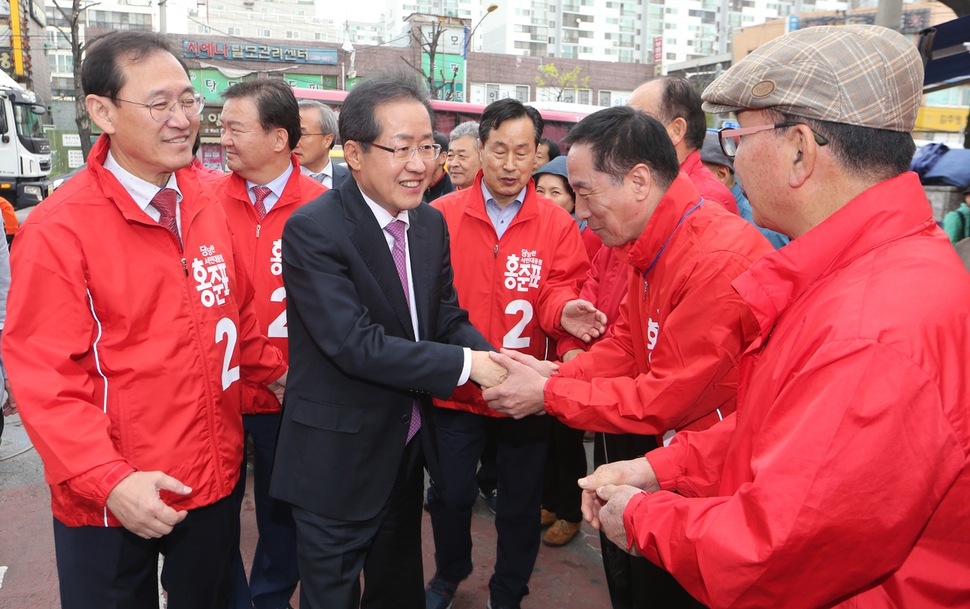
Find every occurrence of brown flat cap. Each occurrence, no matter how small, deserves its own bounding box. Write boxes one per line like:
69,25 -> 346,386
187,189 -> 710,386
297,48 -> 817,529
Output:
702,25 -> 923,132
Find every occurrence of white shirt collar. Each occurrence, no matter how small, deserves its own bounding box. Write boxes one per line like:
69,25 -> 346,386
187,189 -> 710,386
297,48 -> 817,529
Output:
358,184 -> 410,231
245,162 -> 294,200
104,150 -> 182,213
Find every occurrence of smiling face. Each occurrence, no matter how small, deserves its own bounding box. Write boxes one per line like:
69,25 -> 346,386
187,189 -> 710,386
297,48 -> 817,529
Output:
346,99 -> 434,216
535,173 -> 574,214
481,116 -> 537,207
91,51 -> 198,186
567,143 -> 656,247
220,97 -> 287,183
446,135 -> 481,189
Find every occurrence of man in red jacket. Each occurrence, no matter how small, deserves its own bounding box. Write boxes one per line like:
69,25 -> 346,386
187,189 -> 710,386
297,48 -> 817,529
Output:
578,25 -> 970,609
3,32 -> 287,609
216,79 -> 325,609
629,75 -> 739,216
425,98 -> 603,609
484,105 -> 772,607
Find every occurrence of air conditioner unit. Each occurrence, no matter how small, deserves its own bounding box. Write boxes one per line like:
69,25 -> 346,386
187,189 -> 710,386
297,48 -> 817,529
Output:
522,49 -> 530,55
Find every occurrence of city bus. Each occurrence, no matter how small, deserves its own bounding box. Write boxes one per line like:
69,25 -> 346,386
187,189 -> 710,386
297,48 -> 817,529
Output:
292,88 -> 594,146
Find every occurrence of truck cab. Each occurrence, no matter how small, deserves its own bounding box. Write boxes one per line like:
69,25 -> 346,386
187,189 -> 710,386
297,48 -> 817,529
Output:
0,84 -> 52,209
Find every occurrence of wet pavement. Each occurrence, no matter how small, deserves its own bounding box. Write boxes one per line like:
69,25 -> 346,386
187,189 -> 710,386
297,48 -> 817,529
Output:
0,426 -> 612,608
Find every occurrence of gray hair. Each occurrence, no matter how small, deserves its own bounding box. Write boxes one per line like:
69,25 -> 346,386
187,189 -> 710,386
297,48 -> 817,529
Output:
298,99 -> 339,149
450,121 -> 480,145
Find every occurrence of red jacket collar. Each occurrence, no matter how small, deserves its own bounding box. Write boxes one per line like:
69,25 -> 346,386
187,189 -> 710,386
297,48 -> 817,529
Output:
619,172 -> 702,271
460,171 -> 540,226
221,152 -> 313,211
87,133 -> 210,226
733,172 -> 936,337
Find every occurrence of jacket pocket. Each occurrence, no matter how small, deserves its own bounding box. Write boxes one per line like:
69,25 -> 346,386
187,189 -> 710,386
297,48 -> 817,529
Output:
290,396 -> 362,433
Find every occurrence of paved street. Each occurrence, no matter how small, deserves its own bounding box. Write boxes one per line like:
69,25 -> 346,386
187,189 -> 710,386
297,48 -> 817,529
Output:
0,418 -> 611,608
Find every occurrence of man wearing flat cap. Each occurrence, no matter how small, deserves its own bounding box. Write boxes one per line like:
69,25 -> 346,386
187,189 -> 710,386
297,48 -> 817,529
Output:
579,24 -> 970,608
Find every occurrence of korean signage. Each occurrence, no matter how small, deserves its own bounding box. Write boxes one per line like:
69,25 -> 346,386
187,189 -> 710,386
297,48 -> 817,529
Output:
184,41 -> 338,65
189,69 -> 257,104
914,107 -> 969,133
285,73 -> 337,91
421,52 -> 465,100
653,36 -> 663,76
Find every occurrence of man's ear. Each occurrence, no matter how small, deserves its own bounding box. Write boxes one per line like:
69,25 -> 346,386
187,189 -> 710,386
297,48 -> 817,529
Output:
789,124 -> 818,188
272,128 -> 289,153
628,163 -> 654,201
86,95 -> 117,135
665,117 -> 687,148
343,140 -> 364,172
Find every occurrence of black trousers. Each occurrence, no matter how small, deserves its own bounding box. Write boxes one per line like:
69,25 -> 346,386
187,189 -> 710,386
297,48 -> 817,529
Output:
53,494 -> 237,609
291,438 -> 425,609
542,417 -> 587,523
427,408 -> 549,608
594,432 -> 707,609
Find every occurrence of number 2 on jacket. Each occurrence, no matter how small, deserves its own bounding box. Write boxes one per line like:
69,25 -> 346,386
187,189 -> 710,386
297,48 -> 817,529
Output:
267,287 -> 287,338
216,317 -> 240,390
503,299 -> 533,348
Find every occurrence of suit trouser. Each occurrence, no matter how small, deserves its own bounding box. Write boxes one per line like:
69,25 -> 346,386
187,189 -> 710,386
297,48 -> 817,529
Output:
52,494 -> 236,609
542,417 -> 588,523
291,437 -> 425,609
427,408 -> 549,608
594,432 -> 707,609
228,412 -> 299,609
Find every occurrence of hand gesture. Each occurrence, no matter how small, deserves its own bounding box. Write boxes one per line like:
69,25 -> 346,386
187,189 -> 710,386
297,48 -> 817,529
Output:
268,370 -> 287,404
561,299 -> 607,343
584,484 -> 643,556
480,350 -> 548,419
1,379 -> 16,417
470,351 -> 508,388
106,471 -> 193,539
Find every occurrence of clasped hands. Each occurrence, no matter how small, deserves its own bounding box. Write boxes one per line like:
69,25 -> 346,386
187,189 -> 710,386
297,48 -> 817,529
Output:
579,457 -> 662,557
474,299 -> 606,417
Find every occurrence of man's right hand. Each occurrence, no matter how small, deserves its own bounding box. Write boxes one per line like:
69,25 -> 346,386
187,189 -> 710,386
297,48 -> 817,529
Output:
579,457 -> 660,527
470,350 -> 508,388
105,471 -> 193,539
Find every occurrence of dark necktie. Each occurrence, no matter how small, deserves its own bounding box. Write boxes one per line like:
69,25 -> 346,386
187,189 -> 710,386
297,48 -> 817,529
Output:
384,219 -> 421,444
151,187 -> 181,247
252,186 -> 271,221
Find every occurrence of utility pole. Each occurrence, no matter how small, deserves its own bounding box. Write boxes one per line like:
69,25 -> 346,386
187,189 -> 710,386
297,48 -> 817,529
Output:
874,0 -> 903,30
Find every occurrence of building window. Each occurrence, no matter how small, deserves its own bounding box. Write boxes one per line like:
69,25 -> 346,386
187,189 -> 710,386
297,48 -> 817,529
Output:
197,25 -> 210,33
286,30 -> 299,39
515,85 -> 530,102
227,26 -> 241,35
258,28 -> 271,36
599,90 -> 612,106
315,32 -> 327,40
667,52 -> 676,59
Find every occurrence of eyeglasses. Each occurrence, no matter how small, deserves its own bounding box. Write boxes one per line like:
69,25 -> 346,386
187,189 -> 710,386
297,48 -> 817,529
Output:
718,122 -> 828,158
114,93 -> 205,123
368,142 -> 442,162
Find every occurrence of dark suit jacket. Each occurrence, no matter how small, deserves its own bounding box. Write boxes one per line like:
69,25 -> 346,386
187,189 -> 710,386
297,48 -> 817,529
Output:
330,162 -> 350,190
270,177 -> 491,521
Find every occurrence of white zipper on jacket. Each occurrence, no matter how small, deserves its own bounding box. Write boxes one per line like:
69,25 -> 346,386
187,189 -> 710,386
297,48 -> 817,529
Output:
86,288 -> 110,527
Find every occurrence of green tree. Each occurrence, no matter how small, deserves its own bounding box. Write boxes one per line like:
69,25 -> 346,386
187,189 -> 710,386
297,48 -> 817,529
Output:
535,63 -> 590,103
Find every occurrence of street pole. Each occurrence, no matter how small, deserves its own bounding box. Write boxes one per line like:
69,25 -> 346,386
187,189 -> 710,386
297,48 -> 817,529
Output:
463,3 -> 498,103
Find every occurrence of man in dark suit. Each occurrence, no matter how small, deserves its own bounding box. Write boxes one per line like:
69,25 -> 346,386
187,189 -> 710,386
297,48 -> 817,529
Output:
270,71 -> 507,609
294,99 -> 349,189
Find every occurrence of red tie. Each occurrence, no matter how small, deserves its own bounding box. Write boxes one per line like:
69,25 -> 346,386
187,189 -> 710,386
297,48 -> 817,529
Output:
151,188 -> 181,247
252,186 -> 271,221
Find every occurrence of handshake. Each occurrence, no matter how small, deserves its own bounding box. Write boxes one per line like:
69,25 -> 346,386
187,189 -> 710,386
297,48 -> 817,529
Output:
468,298 -> 607,417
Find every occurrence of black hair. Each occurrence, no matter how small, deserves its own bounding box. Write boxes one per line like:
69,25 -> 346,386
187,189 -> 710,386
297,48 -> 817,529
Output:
338,69 -> 435,151
539,137 -> 561,160
656,76 -> 707,152
773,111 -> 916,182
479,98 -> 543,145
222,79 -> 302,150
82,31 -> 187,100
434,132 -> 450,153
564,106 -> 680,189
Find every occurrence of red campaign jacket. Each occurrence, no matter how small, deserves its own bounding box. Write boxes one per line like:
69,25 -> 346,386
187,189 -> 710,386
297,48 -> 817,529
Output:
556,244 -> 626,359
3,135 -> 287,527
681,150 -> 739,216
433,172 -> 590,416
632,173 -> 970,608
216,158 -> 325,414
546,173 -> 772,439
